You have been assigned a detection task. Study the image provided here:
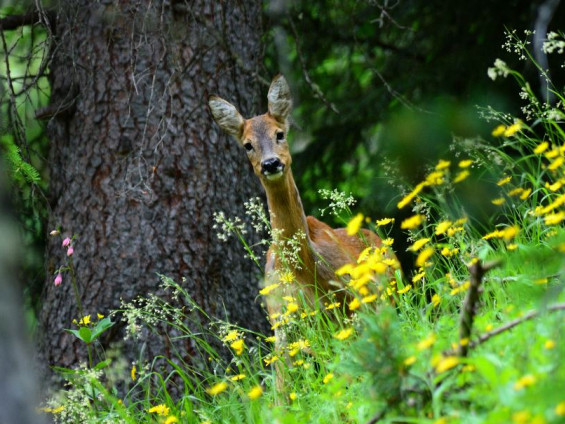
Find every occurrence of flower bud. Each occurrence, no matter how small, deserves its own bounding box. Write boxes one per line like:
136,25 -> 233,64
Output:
50,230 -> 60,236
54,273 -> 63,286
67,246 -> 74,256
62,237 -> 71,247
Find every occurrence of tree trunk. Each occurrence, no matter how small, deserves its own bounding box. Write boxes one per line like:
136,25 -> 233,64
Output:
38,0 -> 268,384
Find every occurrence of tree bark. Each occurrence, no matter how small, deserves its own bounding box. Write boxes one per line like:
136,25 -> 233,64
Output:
38,0 -> 268,384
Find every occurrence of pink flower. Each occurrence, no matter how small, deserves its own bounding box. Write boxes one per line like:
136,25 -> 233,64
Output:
62,237 -> 71,247
67,246 -> 74,256
54,273 -> 63,286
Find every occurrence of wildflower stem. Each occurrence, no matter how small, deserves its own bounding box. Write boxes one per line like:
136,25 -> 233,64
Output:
68,256 -> 84,319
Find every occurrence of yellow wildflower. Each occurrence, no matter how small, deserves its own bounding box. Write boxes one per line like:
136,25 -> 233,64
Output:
148,404 -> 170,416
503,121 -> 522,137
230,339 -> 245,355
492,124 -> 506,137
435,159 -> 451,170
512,411 -> 531,424
491,197 -> 506,205
416,247 -> 434,267
546,148 -> 560,159
409,238 -> 430,251
401,214 -> 425,229
533,141 -> 549,154
264,355 -> 279,366
282,295 -> 296,302
404,355 -> 417,366
497,176 -> 512,186
397,284 -> 412,294
398,182 -> 427,209
549,156 -> 565,171
131,364 -> 137,381
247,385 -> 263,400
346,213 -> 364,235
376,217 -> 395,226
279,271 -> 294,283
436,356 -> 459,374
362,294 -> 378,304
453,170 -> 470,183
431,294 -> 441,307
435,220 -> 452,235
336,263 -> 354,276
514,374 -> 536,390
417,333 -> 436,350
383,237 -> 394,246
450,281 -> 470,295
425,170 -> 445,185
334,328 -> 354,340
412,270 -> 426,283
546,180 -> 564,191
223,330 -> 240,342
289,392 -> 297,401
349,297 -> 361,311
555,401 -> 565,416
206,381 -> 228,396
78,315 -> 91,326
259,283 -> 280,295
165,416 -> 179,424
325,301 -> 341,310
323,372 -> 334,384
501,225 -> 519,241
508,187 -> 524,196
97,313 -> 104,319
434,418 -> 448,424
286,302 -> 299,314
264,336 -> 276,343
458,159 -> 473,168
544,340 -> 555,349
545,212 -> 565,225
230,374 -> 246,381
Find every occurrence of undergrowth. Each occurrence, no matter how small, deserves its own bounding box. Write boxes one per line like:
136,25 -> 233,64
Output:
41,31 -> 565,423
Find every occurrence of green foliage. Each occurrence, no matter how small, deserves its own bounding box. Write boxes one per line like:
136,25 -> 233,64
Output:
37,21 -> 565,424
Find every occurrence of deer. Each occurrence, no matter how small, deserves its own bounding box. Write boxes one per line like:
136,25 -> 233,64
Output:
209,75 -> 386,389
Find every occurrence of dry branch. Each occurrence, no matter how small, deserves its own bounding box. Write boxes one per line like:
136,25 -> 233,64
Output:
458,259 -> 501,357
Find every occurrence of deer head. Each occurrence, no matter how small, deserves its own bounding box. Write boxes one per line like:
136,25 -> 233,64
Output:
209,75 -> 293,183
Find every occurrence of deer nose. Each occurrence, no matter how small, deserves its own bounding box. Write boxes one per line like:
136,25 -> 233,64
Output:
261,157 -> 284,175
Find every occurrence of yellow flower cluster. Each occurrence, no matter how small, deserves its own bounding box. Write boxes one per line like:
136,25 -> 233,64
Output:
336,243 -> 400,310
491,120 -> 523,137
223,330 -> 246,356
397,159 -> 474,209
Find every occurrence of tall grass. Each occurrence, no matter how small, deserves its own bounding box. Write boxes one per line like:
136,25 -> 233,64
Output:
42,30 -> 565,423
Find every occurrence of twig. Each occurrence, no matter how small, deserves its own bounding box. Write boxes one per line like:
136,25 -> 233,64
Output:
443,301 -> 565,357
0,10 -> 55,31
469,302 -> 565,350
287,17 -> 340,114
458,259 -> 502,357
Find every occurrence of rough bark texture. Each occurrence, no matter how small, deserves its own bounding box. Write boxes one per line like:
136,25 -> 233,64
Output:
38,0 -> 268,384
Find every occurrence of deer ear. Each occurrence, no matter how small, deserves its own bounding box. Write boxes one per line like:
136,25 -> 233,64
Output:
267,75 -> 292,124
208,96 -> 245,140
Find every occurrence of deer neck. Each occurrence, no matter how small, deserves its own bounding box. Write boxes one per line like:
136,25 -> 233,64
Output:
263,170 -> 314,269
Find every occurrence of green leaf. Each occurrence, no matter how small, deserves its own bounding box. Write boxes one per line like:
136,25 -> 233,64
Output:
90,317 -> 114,342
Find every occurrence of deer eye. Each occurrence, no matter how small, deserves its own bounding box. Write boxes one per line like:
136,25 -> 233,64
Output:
244,142 -> 254,152
276,131 -> 285,142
